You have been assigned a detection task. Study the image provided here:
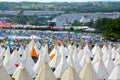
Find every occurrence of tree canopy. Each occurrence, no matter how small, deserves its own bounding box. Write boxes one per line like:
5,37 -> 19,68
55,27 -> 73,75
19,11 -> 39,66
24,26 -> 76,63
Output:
104,17 -> 120,41
92,18 -> 113,32
71,20 -> 83,26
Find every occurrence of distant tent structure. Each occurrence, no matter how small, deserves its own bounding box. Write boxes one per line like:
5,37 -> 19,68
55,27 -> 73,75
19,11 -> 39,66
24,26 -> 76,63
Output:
30,35 -> 40,39
35,62 -> 57,80
0,22 -> 11,28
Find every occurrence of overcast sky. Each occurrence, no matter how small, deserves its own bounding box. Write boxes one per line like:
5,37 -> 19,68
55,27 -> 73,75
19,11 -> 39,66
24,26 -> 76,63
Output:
0,0 -> 119,2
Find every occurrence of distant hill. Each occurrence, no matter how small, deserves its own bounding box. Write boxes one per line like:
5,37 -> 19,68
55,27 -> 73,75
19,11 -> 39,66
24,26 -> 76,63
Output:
0,2 -> 120,13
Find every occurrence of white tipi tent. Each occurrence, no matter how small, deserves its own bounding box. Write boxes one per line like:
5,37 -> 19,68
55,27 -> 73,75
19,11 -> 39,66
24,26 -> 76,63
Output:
102,46 -> 108,62
35,62 -> 57,80
80,53 -> 87,67
18,46 -> 24,56
92,44 -> 98,56
22,47 -> 35,77
28,39 -> 36,50
54,55 -> 68,78
61,65 -> 81,80
0,45 -> 2,53
11,49 -> 21,65
34,45 -> 41,55
23,47 -> 35,68
79,53 -> 99,80
33,54 -> 43,74
12,59 -> 33,80
111,47 -> 117,60
84,44 -> 93,58
108,50 -> 120,80
0,55 -> 11,80
92,47 -> 108,79
3,48 -> 16,74
0,48 -> 6,59
49,46 -> 61,69
77,48 -> 84,62
72,47 -> 81,73
33,47 -> 50,74
67,52 -> 74,68
104,49 -> 114,77
49,46 -> 56,58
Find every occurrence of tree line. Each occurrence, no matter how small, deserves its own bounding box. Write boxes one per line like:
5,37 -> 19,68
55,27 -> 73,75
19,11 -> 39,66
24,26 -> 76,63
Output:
0,2 -> 120,13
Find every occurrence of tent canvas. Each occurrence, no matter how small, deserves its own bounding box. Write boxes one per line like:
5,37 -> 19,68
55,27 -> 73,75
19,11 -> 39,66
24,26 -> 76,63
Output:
61,66 -> 81,80
12,60 -> 33,80
35,62 -> 57,80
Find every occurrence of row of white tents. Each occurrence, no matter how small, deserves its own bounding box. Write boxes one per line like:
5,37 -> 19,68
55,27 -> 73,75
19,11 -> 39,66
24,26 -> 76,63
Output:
0,39 -> 120,80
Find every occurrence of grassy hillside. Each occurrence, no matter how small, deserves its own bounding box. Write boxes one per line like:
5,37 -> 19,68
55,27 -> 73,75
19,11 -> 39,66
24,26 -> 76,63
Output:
0,2 -> 120,13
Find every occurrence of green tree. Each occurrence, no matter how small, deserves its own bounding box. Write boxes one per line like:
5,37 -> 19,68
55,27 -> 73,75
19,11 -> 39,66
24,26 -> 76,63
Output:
72,20 -> 83,26
13,10 -> 28,24
92,18 -> 113,32
104,17 -> 120,41
70,27 -> 74,31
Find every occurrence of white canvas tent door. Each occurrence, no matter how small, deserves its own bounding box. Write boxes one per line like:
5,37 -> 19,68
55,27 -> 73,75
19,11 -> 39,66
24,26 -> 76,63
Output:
30,35 -> 40,39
